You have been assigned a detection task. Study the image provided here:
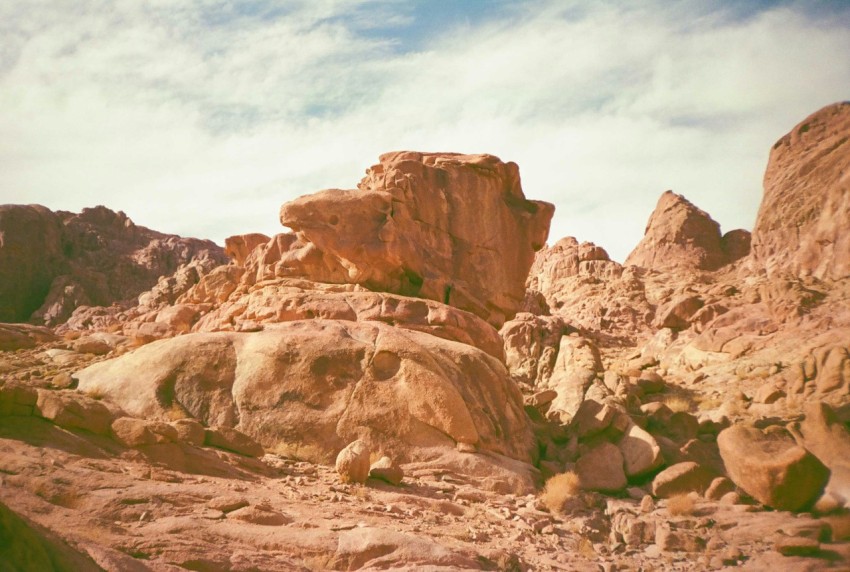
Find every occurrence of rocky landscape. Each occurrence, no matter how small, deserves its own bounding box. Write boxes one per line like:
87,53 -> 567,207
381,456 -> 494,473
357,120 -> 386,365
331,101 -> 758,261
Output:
0,102 -> 849,571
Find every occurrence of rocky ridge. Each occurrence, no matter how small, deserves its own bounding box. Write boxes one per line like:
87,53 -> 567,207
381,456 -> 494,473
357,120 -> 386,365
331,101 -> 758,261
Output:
1,103 -> 849,570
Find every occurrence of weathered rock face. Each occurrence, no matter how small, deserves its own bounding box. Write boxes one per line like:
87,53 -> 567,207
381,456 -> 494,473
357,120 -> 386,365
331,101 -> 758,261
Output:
625,191 -> 747,272
718,424 -> 829,511
0,205 -> 227,325
75,320 -> 534,467
525,237 -> 653,344
278,152 -> 554,327
752,102 -> 850,280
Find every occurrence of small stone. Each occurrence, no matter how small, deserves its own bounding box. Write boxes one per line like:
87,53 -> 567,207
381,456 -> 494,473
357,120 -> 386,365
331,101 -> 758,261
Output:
369,456 -> 404,486
208,495 -> 249,513
640,495 -> 654,513
719,491 -> 740,505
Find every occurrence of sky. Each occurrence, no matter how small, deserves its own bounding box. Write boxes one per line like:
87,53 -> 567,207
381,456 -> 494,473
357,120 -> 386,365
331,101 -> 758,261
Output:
2,0 -> 849,262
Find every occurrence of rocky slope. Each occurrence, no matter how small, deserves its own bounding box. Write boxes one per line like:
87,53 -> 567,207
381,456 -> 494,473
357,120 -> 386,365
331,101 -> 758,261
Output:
0,205 -> 228,325
1,103 -> 850,570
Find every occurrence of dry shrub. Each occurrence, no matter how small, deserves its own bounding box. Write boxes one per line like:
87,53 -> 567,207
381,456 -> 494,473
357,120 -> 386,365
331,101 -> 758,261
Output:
664,395 -> 691,412
540,471 -> 580,514
83,387 -> 107,401
667,494 -> 696,516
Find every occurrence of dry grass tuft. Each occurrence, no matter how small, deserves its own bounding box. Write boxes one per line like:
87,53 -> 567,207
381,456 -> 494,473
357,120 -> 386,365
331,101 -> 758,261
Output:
540,471 -> 580,514
83,387 -> 107,401
351,484 -> 371,501
664,395 -> 691,413
667,494 -> 696,516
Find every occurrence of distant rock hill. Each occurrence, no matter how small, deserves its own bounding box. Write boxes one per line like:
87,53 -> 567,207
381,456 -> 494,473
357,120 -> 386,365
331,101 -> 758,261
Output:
0,205 -> 227,325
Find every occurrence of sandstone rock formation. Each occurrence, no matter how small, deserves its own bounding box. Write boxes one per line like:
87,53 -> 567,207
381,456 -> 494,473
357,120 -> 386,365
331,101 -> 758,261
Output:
718,424 -> 829,511
751,101 -> 850,280
2,107 -> 850,570
279,152 -> 554,328
75,318 -> 534,472
0,205 -> 227,325
625,191 -> 749,272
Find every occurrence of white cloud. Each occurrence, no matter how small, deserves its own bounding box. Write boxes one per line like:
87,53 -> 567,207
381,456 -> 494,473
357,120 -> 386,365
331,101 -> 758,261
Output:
1,0 -> 848,261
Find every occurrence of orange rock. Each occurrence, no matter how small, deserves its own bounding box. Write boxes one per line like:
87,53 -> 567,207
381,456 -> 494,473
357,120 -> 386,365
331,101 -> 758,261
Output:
278,152 -> 554,328
752,102 -> 850,280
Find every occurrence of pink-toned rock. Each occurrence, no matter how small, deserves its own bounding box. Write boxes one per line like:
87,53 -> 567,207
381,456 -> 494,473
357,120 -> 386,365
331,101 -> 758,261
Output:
653,295 -> 704,330
369,456 -> 404,485
35,390 -> 113,435
571,399 -> 615,439
278,152 -> 554,328
224,233 -> 271,266
0,381 -> 38,416
718,424 -> 829,511
336,440 -> 370,484
526,237 -> 652,344
751,102 -> 850,280
189,278 -> 505,360
576,441 -> 627,492
170,418 -> 206,446
73,320 -> 534,469
0,324 -> 57,351
204,426 -> 264,457
651,462 -> 715,498
618,421 -> 665,479
0,205 -> 227,326
625,191 -> 733,272
111,417 -> 178,448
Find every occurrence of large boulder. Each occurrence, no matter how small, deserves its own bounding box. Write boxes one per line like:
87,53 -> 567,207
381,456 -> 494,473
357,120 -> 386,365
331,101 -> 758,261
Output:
74,320 -> 534,468
625,191 -> 743,272
718,424 -> 829,511
751,102 -> 850,280
278,152 -> 554,327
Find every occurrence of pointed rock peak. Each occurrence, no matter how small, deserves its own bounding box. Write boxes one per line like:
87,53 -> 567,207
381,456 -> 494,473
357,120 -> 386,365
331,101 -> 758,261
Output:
752,101 -> 850,280
625,191 -> 727,272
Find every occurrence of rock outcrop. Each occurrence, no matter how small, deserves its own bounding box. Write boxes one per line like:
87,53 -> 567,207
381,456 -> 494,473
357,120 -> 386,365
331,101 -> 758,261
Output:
279,152 -> 554,328
751,101 -> 850,280
625,191 -> 748,272
75,316 -> 534,469
0,205 -> 227,325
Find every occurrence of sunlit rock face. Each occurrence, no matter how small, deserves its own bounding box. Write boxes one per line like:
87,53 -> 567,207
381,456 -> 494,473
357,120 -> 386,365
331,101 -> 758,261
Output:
279,151 -> 555,328
624,191 -> 746,273
751,101 -> 850,280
